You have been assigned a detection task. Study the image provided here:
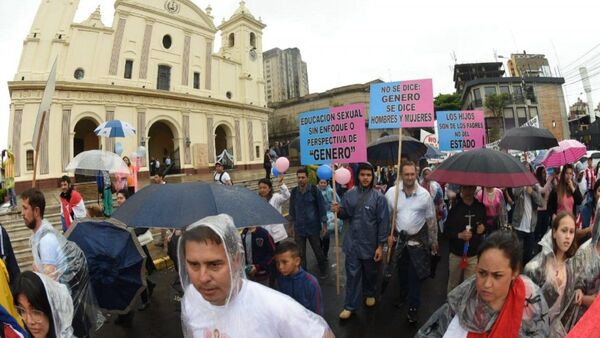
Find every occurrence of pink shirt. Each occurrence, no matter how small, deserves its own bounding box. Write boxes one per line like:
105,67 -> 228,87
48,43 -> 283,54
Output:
477,188 -> 505,223
557,194 -> 574,214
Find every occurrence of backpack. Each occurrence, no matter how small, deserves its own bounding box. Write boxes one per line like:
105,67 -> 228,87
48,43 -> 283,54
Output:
217,172 -> 233,185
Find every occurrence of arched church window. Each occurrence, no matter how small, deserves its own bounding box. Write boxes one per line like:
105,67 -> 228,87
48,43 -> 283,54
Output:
250,32 -> 256,48
163,35 -> 172,49
74,68 -> 85,80
228,33 -> 235,47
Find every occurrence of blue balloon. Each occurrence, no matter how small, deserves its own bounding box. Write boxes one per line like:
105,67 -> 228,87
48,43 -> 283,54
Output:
317,165 -> 332,180
272,167 -> 280,177
114,142 -> 123,156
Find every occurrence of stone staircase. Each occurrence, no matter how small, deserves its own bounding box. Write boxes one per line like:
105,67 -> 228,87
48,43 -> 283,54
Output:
0,172 -> 297,271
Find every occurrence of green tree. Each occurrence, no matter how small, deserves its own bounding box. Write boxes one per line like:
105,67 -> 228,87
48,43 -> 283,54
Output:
484,93 -> 511,141
434,93 -> 461,112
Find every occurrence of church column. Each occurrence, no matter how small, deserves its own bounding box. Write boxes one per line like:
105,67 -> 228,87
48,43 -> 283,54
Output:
139,19 -> 154,79
181,34 -> 191,86
262,121 -> 268,153
105,107 -> 115,151
109,16 -> 127,76
136,107 -> 146,166
182,113 -> 191,164
61,105 -> 72,171
234,119 -> 242,162
204,40 -> 212,90
247,120 -> 254,161
207,117 -> 215,163
11,107 -> 23,177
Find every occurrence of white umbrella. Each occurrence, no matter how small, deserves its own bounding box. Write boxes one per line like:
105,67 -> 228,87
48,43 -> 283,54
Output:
66,150 -> 129,176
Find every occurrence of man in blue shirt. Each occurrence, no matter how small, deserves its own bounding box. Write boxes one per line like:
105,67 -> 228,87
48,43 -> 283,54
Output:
289,167 -> 329,278
332,163 -> 390,319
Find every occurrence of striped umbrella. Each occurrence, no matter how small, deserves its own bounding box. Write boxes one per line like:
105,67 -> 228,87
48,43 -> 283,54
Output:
95,120 -> 136,138
541,140 -> 587,168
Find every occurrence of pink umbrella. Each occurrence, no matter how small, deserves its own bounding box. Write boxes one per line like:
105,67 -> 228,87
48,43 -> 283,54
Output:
541,139 -> 587,167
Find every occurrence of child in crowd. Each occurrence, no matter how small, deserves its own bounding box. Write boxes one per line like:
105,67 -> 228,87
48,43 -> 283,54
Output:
274,240 -> 324,316
241,226 -> 276,285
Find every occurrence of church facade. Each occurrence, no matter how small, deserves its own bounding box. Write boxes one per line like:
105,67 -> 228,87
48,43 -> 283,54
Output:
7,0 -> 270,189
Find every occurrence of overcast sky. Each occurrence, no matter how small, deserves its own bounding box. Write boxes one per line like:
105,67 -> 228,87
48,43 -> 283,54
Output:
2,0 -> 600,150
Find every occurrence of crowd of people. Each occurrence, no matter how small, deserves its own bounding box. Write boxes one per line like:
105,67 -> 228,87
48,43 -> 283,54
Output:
4,151 -> 600,337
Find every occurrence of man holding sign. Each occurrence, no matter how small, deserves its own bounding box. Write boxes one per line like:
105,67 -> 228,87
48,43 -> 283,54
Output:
332,162 -> 389,320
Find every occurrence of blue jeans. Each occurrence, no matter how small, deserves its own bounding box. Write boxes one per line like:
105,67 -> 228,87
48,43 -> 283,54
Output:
8,188 -> 16,207
398,247 -> 421,309
344,252 -> 379,311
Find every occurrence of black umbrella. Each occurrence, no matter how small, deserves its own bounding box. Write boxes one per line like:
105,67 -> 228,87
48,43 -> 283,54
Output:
367,135 -> 428,166
112,182 -> 287,229
498,126 -> 558,151
428,148 -> 537,187
65,219 -> 146,314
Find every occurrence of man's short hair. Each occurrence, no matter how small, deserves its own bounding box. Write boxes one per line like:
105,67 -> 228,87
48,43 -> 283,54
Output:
274,240 -> 300,258
400,161 -> 417,173
59,175 -> 71,184
86,204 -> 104,218
296,167 -> 307,176
181,226 -> 223,256
20,188 -> 46,218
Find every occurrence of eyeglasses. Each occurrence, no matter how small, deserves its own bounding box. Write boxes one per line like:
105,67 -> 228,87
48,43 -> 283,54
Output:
16,306 -> 45,323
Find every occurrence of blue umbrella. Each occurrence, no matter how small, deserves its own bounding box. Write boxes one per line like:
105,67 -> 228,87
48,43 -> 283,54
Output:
532,150 -> 547,167
112,182 -> 288,229
94,120 -> 136,138
65,219 -> 146,314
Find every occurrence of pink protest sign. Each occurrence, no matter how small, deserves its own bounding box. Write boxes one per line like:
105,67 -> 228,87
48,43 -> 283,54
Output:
399,79 -> 434,128
299,103 -> 367,164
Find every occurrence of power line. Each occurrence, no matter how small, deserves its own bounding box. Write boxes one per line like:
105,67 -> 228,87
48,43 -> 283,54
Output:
561,42 -> 600,72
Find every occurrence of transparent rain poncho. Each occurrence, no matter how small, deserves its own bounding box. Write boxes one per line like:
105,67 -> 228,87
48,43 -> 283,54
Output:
524,230 -> 580,337
416,275 -> 549,337
35,272 -> 75,338
574,203 -> 600,316
30,220 -> 104,335
178,214 -> 333,338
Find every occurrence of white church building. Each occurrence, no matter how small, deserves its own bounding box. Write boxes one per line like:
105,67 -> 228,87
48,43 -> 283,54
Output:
7,0 -> 270,190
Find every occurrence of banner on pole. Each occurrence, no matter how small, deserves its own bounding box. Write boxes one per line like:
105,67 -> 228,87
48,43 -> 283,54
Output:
32,57 -> 57,144
299,103 -> 367,165
437,110 -> 486,151
369,79 -> 434,129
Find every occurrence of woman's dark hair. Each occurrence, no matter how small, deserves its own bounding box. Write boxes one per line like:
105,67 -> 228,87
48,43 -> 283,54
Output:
557,164 -> 575,198
258,178 -> 273,201
477,230 -> 522,273
117,189 -> 129,200
13,271 -> 56,338
535,166 -> 546,186
593,180 -> 600,209
551,212 -> 578,258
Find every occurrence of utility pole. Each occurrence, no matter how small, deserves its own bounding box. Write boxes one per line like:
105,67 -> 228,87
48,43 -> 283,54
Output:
579,67 -> 596,123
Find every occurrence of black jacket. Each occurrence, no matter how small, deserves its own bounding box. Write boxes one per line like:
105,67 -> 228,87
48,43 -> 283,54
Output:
445,198 -> 487,257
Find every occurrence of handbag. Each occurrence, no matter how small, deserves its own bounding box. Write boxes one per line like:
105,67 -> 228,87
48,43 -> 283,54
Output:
137,230 -> 154,246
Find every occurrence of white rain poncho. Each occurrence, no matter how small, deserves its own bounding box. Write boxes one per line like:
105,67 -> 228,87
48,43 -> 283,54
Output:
416,275 -> 549,337
524,230 -> 580,337
574,203 -> 600,316
35,272 -> 75,338
30,220 -> 103,336
178,214 -> 333,338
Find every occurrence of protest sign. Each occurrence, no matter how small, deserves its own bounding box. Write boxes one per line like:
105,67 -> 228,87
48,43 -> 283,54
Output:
369,79 -> 434,129
299,103 -> 367,165
437,110 -> 486,151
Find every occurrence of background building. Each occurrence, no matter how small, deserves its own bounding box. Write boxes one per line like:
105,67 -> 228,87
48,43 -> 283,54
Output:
263,47 -> 309,103
453,58 -> 569,142
8,0 -> 271,190
506,51 -> 553,78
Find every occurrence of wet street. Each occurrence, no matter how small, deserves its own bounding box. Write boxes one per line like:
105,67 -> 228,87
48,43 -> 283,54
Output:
93,238 -> 451,338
